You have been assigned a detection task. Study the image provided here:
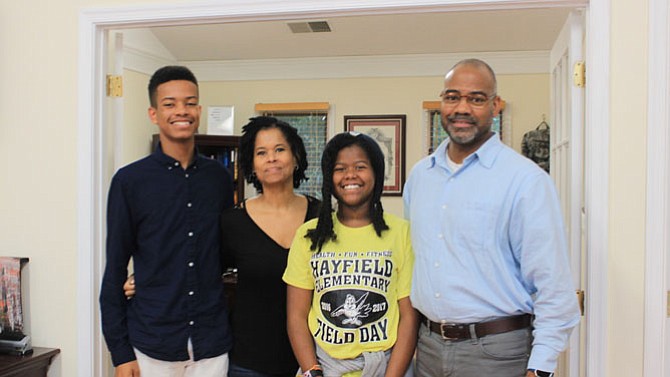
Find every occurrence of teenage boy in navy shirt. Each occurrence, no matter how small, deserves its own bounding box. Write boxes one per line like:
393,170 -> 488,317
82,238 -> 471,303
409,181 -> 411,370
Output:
100,66 -> 233,377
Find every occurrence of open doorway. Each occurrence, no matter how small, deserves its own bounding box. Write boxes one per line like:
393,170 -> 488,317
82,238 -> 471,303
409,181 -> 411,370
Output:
78,1 -> 608,376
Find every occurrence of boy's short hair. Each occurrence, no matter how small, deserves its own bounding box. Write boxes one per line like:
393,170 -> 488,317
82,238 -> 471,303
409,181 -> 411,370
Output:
148,66 -> 198,107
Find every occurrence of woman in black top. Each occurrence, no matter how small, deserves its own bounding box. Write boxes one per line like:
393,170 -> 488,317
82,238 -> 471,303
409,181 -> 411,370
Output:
222,116 -> 320,377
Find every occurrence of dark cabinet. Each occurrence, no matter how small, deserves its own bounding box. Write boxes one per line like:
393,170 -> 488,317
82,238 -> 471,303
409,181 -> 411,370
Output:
0,348 -> 59,377
152,134 -> 244,204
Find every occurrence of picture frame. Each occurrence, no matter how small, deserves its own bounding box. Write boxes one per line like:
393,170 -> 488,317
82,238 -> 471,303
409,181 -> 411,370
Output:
344,115 -> 406,196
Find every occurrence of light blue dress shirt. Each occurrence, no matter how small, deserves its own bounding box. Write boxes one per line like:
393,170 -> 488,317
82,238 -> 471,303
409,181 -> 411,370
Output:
403,134 -> 580,371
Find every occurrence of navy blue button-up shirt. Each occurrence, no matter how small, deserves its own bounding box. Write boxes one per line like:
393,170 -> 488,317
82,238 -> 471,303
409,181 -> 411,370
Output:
100,145 -> 234,366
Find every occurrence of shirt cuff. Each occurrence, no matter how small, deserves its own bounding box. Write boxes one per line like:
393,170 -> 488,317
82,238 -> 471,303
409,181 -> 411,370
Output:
111,345 -> 136,367
527,344 -> 559,372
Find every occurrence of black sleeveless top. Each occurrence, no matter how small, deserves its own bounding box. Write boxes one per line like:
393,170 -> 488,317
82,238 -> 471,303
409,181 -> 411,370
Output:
220,195 -> 321,375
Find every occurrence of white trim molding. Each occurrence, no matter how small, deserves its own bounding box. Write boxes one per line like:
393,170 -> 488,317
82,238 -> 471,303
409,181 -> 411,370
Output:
123,45 -> 177,76
78,11 -> 108,377
644,0 -> 670,375
122,44 -> 551,81
584,0 -> 610,376
183,51 -> 550,81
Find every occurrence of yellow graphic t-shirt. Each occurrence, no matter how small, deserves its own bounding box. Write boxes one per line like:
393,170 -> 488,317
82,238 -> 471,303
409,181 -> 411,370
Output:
283,213 -> 414,360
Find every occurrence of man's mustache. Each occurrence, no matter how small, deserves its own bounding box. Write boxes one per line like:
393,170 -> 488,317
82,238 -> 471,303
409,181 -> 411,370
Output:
447,115 -> 476,124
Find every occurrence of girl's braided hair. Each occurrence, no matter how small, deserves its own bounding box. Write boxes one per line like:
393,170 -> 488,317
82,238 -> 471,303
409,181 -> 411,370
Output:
306,132 -> 388,251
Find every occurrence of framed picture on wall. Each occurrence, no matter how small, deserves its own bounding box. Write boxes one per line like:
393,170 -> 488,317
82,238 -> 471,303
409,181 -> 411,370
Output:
344,115 -> 406,196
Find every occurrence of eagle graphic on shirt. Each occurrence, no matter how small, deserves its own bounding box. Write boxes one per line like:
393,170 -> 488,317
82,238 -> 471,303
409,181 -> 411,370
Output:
330,292 -> 372,326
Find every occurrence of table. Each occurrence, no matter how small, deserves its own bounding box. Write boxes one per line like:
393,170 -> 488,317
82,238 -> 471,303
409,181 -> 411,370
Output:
0,347 -> 60,377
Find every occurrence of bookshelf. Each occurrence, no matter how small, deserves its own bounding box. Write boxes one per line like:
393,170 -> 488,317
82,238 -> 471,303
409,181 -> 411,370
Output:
151,134 -> 244,205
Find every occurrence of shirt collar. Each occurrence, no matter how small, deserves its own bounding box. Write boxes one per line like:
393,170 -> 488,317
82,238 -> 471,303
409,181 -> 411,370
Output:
429,133 -> 503,170
151,141 -> 202,169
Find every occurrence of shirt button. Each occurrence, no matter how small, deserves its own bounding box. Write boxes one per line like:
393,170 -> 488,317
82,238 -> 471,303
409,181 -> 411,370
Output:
188,232 -> 194,237
185,174 -> 190,178
442,205 -> 447,210
189,321 -> 194,326
187,202 -> 192,208
174,162 -> 179,166
434,262 -> 440,268
188,262 -> 194,267
188,291 -> 194,296
437,234 -> 443,239
434,293 -> 441,298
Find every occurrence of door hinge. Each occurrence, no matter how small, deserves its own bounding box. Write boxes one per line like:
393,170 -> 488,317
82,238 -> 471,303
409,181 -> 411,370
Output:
573,61 -> 585,88
106,74 -> 123,97
576,289 -> 585,316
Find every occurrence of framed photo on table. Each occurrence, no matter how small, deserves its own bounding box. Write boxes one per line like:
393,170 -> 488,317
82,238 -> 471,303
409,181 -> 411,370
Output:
344,115 -> 406,196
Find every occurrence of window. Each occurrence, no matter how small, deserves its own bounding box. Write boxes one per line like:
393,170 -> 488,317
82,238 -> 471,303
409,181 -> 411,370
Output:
427,109 -> 447,154
256,103 -> 330,199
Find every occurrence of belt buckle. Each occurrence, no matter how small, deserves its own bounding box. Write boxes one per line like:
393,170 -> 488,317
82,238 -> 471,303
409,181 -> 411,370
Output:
438,323 -> 459,340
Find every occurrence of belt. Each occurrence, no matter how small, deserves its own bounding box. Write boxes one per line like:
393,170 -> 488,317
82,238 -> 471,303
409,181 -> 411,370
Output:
421,313 -> 532,341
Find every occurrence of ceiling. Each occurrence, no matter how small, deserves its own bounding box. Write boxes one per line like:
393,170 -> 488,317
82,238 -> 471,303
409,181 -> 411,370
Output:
148,8 -> 574,62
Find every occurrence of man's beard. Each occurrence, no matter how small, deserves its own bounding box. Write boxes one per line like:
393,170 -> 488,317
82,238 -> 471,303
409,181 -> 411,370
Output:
443,115 -> 480,145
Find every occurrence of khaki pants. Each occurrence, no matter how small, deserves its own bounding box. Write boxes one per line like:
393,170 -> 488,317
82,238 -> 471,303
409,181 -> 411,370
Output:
415,322 -> 531,377
134,339 -> 229,377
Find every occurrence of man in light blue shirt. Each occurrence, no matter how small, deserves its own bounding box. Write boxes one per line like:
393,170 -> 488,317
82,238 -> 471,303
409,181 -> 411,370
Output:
403,59 -> 580,377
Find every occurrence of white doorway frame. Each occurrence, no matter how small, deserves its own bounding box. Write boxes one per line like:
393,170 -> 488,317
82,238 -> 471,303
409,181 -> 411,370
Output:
77,1 -> 609,376
644,0 -> 670,375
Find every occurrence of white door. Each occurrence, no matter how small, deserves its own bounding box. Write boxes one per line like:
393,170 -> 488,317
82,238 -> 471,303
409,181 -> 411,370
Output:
549,10 -> 585,377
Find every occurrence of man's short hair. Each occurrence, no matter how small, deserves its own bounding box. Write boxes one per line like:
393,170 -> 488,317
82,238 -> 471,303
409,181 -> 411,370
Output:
148,65 -> 198,107
448,58 -> 497,93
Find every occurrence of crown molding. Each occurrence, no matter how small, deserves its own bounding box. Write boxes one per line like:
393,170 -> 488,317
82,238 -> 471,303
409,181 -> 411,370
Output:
124,49 -> 550,80
123,45 -> 177,76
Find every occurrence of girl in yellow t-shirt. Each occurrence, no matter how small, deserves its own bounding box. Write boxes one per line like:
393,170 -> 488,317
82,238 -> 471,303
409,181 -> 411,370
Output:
283,132 -> 417,377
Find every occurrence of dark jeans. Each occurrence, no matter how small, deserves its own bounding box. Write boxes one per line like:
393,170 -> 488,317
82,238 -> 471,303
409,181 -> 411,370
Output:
415,322 -> 532,377
228,362 -> 296,377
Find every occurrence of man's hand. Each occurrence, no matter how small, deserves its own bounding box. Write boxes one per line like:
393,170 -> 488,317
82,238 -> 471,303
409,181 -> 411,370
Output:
123,275 -> 136,298
115,360 -> 140,377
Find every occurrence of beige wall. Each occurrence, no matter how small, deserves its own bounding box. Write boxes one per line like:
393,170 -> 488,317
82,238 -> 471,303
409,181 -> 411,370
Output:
497,74 -> 551,152
0,1 -> 652,377
0,1 -> 180,376
609,0 -> 648,376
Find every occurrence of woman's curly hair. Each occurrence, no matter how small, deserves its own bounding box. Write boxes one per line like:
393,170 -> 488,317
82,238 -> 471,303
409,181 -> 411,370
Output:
306,132 -> 388,251
239,116 -> 308,193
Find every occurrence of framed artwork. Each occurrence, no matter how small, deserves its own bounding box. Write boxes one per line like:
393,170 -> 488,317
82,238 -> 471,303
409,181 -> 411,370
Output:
344,115 -> 406,196
0,257 -> 28,339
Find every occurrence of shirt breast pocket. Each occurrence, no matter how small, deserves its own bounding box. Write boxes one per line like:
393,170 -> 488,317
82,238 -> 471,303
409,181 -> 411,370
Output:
450,201 -> 497,252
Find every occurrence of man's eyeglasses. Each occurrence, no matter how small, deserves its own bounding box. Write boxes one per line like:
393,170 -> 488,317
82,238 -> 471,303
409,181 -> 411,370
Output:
439,90 -> 496,107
